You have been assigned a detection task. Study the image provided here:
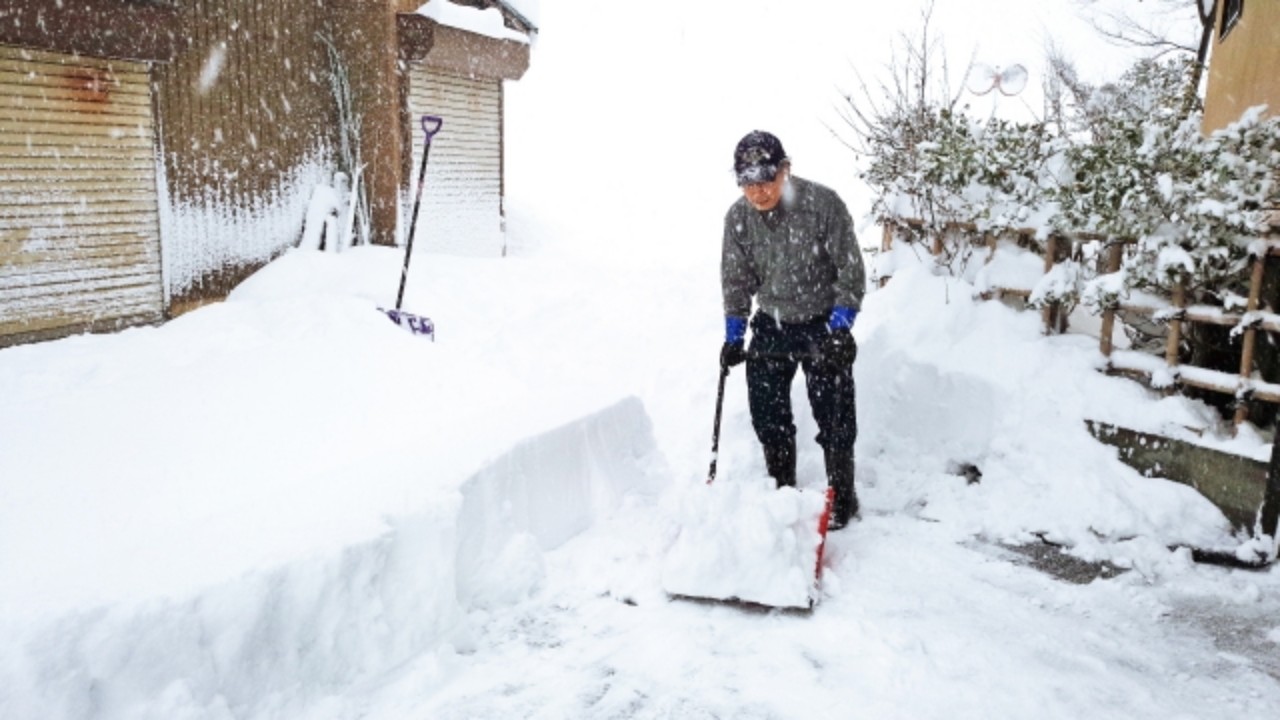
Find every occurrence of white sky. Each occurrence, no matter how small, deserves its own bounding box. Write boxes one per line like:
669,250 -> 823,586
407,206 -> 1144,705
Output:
504,0 -> 1195,263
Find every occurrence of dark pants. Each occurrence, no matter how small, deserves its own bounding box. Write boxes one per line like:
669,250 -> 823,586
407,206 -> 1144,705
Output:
746,311 -> 857,454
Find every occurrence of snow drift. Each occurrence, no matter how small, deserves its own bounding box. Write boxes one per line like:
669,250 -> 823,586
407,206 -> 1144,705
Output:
0,397 -> 663,720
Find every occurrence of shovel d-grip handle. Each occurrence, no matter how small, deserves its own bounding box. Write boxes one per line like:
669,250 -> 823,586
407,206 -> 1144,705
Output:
422,115 -> 444,141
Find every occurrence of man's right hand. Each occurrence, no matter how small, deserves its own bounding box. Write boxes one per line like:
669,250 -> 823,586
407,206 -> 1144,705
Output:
819,329 -> 857,369
720,341 -> 747,369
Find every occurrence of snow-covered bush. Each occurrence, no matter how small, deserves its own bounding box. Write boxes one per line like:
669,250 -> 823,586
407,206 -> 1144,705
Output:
1029,257 -> 1082,318
857,54 -> 1280,323
1055,59 -> 1280,304
864,110 -> 1059,236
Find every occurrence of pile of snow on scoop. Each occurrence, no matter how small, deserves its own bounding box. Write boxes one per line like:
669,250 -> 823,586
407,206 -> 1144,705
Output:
662,476 -> 828,609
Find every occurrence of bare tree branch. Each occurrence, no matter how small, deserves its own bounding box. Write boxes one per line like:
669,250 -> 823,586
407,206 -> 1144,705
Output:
1072,0 -> 1213,116
1087,14 -> 1198,58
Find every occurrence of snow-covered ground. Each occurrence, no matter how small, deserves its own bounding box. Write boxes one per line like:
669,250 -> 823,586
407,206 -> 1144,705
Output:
4,0 -> 1280,718
3,242 -> 1279,719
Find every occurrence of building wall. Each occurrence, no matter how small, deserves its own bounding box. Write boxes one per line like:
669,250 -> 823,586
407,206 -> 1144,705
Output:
1,0 -> 532,342
406,66 -> 505,256
397,14 -> 530,256
0,46 -> 166,347
1203,1 -> 1280,132
153,0 -> 338,313
0,1 -> 177,346
329,0 -> 405,248
0,0 -> 181,62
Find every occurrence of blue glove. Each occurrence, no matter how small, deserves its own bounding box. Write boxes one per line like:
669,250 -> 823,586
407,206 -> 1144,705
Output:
725,316 -> 747,344
828,306 -> 857,332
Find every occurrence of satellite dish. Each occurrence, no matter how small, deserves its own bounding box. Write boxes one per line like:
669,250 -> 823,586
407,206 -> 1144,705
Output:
996,64 -> 1028,96
966,63 -> 998,95
966,63 -> 1029,97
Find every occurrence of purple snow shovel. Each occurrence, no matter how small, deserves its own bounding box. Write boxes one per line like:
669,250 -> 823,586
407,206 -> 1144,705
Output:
382,115 -> 443,338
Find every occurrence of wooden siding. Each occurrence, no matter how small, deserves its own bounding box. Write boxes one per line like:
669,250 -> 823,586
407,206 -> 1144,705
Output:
407,66 -> 505,256
1203,0 -> 1280,132
331,1 -> 404,248
153,0 -> 337,309
0,45 -> 164,346
418,23 -> 530,82
0,0 -> 182,63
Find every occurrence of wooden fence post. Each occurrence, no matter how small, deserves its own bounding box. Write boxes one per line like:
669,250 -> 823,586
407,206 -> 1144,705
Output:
1233,252 -> 1268,426
1041,234 -> 1059,335
1098,241 -> 1124,359
879,223 -> 893,288
1264,408 -> 1280,544
1164,274 -> 1187,372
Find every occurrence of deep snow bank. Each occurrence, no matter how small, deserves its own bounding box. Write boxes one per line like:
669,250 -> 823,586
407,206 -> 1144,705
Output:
854,265 -> 1239,553
0,397 -> 663,720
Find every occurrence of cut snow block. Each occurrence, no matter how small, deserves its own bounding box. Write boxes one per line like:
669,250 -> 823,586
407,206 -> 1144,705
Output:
456,396 -> 664,603
662,478 -> 829,609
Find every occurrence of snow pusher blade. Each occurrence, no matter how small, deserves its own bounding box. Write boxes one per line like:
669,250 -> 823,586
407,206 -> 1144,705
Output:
382,308 -> 435,337
663,480 -> 834,610
380,115 -> 443,339
661,364 -> 836,610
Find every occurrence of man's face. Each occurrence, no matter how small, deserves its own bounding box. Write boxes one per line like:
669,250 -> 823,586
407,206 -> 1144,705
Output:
742,166 -> 787,212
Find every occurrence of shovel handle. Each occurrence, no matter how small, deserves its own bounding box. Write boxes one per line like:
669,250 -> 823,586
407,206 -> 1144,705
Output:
396,115 -> 444,312
707,365 -> 730,485
422,115 -> 444,141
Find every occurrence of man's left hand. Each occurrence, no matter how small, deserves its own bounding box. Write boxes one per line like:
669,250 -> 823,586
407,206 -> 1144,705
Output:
820,329 -> 857,368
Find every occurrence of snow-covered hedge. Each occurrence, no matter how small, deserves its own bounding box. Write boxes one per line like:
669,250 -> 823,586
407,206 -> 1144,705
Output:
864,57 -> 1280,313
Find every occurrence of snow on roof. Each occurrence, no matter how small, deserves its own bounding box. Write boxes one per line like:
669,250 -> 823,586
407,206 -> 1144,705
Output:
417,0 -> 530,43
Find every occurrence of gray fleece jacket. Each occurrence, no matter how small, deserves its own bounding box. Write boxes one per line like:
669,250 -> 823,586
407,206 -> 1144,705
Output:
721,175 -> 866,323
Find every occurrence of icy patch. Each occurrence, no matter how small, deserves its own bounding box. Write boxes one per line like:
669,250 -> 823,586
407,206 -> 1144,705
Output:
661,477 -> 828,609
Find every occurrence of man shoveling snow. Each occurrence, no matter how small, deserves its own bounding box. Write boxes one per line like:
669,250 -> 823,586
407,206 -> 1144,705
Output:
663,131 -> 866,609
720,129 -> 866,530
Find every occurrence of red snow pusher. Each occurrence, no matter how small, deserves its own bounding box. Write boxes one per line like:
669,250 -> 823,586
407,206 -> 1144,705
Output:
381,115 -> 443,339
662,354 -> 836,611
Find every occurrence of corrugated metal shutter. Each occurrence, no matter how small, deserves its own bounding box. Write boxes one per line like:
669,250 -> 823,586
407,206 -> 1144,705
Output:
407,66 -> 504,256
0,45 -> 164,344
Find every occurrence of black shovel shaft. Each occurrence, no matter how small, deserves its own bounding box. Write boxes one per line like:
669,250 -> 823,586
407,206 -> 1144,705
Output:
707,365 -> 730,484
705,347 -> 831,483
395,115 -> 444,311
706,350 -> 820,484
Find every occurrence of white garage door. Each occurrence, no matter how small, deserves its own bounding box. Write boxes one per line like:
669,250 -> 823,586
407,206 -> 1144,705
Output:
407,66 -> 505,256
0,45 -> 164,345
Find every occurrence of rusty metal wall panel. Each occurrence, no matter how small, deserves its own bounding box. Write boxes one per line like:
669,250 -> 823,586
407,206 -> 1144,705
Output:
0,45 -> 164,346
407,66 -> 504,256
153,0 -> 337,309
